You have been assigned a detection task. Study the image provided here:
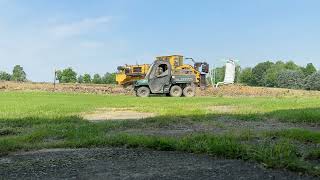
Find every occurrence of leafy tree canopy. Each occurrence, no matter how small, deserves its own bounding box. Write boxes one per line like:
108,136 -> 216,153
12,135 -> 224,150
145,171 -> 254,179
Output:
92,74 -> 102,84
251,61 -> 274,86
56,68 -> 77,83
83,74 -> 92,84
277,70 -> 304,89
304,71 -> 320,90
0,71 -> 12,81
302,63 -> 317,76
102,73 -> 116,84
12,65 -> 27,82
77,75 -> 84,83
239,68 -> 253,85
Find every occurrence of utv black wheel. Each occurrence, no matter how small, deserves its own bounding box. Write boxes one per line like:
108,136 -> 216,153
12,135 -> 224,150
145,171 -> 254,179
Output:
170,85 -> 183,97
136,87 -> 150,97
183,86 -> 195,97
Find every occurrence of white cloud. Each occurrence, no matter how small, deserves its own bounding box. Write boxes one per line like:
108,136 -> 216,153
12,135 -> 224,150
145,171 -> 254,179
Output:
49,16 -> 111,38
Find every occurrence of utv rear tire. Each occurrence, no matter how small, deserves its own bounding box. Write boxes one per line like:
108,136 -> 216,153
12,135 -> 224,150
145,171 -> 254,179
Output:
170,85 -> 183,97
136,87 -> 150,97
183,86 -> 195,97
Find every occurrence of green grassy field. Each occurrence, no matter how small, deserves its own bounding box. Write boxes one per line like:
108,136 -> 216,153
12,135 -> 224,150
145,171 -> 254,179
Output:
0,91 -> 319,175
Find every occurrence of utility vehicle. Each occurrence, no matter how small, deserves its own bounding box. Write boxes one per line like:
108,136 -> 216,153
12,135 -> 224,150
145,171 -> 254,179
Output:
134,60 -> 197,97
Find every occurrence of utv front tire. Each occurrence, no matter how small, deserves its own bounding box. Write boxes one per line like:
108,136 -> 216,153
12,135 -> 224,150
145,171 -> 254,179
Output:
170,85 -> 183,97
136,87 -> 150,97
183,86 -> 195,97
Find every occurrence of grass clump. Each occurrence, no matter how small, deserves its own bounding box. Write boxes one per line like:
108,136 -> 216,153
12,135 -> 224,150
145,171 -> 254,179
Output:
306,149 -> 320,160
265,129 -> 320,143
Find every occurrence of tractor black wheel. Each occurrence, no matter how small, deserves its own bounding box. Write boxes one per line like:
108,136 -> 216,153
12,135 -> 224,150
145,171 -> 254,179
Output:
136,87 -> 150,97
183,86 -> 195,97
169,85 -> 183,97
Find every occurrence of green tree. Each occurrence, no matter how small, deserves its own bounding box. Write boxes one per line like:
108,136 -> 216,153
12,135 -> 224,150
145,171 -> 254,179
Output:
264,61 -> 286,87
284,61 -> 300,71
83,74 -> 92,84
102,73 -> 116,84
234,65 -> 241,83
277,70 -> 304,89
214,66 -> 225,84
265,68 -> 278,87
251,61 -> 274,86
239,68 -> 253,85
77,75 -> 84,83
57,68 -> 77,83
0,71 -> 11,81
302,63 -> 317,76
304,71 -> 320,90
92,74 -> 102,84
56,70 -> 62,82
11,65 -> 27,82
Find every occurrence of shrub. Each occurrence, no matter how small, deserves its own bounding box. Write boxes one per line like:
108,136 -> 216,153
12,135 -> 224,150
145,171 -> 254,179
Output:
239,68 -> 253,85
304,72 -> 320,91
277,70 -> 304,89
0,71 -> 11,81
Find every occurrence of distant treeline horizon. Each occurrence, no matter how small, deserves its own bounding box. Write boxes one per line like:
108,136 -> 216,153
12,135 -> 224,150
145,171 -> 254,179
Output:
1,60 -> 319,90
212,60 -> 319,90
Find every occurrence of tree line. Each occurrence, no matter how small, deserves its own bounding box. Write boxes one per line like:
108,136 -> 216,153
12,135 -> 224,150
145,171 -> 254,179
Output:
0,65 -> 27,82
213,61 -> 319,90
0,65 -> 116,84
56,67 -> 116,84
2,62 -> 319,90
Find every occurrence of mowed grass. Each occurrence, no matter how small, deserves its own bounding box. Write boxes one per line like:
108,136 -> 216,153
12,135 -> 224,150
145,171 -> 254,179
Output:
0,91 -> 319,175
1,91 -> 320,122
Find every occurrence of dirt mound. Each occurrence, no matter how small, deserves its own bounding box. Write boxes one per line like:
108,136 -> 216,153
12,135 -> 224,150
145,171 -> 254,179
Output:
197,84 -> 320,97
0,81 -> 131,95
1,81 -> 320,97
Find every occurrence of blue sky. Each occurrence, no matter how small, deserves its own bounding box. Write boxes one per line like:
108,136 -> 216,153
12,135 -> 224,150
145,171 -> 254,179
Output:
0,0 -> 319,82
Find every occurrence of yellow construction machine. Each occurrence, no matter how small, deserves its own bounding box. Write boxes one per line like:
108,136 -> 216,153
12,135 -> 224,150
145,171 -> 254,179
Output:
116,64 -> 150,86
116,55 -> 209,87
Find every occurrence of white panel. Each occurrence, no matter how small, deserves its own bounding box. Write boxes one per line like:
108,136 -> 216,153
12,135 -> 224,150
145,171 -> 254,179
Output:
224,60 -> 236,84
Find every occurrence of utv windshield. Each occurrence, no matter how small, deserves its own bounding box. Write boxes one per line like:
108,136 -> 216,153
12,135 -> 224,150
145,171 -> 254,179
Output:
145,63 -> 154,78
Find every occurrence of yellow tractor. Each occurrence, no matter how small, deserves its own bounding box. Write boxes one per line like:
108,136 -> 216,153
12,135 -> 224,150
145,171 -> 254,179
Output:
116,55 -> 209,87
116,64 -> 150,87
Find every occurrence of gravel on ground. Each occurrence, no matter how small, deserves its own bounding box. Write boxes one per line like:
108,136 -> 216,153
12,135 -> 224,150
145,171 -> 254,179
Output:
0,148 -> 316,180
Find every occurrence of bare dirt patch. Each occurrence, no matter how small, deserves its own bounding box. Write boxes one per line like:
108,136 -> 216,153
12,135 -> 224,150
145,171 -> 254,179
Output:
82,108 -> 155,121
199,84 -> 320,97
206,105 -> 238,113
119,117 -> 319,137
122,122 -> 227,137
214,117 -> 320,132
